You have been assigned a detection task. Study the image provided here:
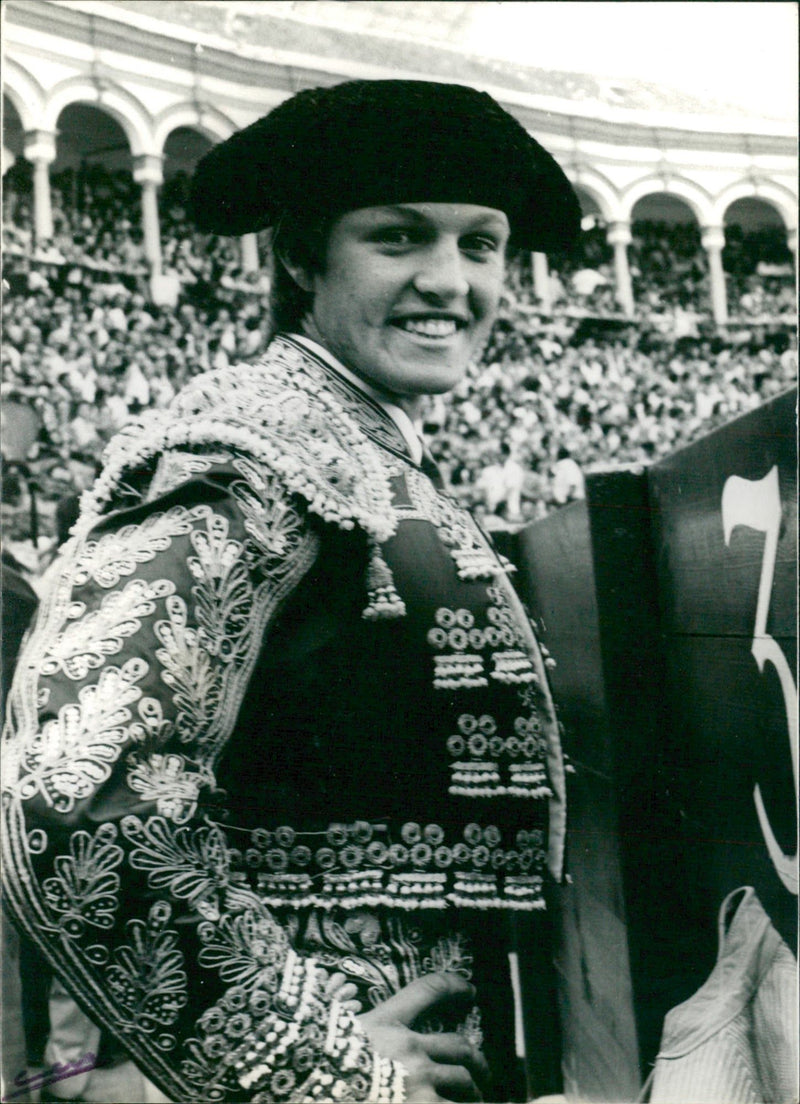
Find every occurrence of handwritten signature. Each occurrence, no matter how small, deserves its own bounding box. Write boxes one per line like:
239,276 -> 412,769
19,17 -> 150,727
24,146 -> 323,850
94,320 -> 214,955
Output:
2,1053 -> 98,1101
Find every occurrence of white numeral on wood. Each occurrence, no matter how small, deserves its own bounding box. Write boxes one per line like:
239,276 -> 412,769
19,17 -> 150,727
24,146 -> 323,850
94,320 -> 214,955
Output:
722,466 -> 798,894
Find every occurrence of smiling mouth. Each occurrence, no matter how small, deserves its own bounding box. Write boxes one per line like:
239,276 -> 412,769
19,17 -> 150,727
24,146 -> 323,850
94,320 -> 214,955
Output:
392,317 -> 466,339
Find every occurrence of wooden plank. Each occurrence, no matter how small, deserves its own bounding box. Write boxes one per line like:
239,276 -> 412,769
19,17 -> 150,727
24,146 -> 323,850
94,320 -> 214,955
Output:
516,499 -> 641,1101
647,388 -> 797,949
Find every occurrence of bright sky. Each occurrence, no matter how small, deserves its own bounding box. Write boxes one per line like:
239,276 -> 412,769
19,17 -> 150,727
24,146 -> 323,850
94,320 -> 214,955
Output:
465,1 -> 797,120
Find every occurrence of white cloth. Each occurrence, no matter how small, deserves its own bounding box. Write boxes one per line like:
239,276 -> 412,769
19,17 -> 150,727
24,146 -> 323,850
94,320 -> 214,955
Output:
648,886 -> 798,1104
44,978 -> 171,1102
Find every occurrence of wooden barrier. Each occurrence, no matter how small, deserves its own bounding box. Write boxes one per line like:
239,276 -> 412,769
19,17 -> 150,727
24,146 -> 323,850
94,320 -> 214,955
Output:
512,388 -> 797,1100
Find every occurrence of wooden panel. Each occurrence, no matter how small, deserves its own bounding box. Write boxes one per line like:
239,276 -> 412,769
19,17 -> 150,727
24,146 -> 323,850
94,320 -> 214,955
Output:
647,388 -> 797,949
516,499 -> 641,1102
511,390 -> 797,1100
649,389 -> 796,639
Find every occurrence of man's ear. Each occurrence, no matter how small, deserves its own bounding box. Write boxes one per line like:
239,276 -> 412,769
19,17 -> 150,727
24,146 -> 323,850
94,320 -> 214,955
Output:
275,248 -> 314,293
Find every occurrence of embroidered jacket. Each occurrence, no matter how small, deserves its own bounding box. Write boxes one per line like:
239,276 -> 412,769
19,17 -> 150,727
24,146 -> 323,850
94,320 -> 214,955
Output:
1,336 -> 566,1103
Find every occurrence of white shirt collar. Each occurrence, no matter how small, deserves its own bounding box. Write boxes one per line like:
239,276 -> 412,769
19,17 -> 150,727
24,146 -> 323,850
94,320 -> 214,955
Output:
288,333 -> 423,465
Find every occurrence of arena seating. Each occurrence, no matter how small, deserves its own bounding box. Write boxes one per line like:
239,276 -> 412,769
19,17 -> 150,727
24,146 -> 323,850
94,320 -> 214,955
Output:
1,164 -> 796,554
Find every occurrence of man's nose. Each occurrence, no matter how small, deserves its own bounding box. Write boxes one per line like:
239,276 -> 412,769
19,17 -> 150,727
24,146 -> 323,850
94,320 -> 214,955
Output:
412,239 -> 470,300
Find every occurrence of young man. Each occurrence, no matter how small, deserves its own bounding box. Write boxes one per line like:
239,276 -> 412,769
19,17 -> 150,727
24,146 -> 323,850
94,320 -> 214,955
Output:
2,80 -> 580,1102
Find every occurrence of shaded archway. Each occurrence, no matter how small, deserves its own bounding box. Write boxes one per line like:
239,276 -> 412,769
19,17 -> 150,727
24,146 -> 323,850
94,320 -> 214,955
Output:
723,197 -> 794,319
570,185 -> 613,274
159,125 -> 219,281
161,125 -> 213,210
2,94 -> 25,174
2,95 -> 31,229
51,103 -> 141,267
629,193 -> 705,313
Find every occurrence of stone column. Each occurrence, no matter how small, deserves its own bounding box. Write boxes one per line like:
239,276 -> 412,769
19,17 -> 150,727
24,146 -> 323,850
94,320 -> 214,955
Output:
701,226 -> 728,326
606,221 -> 634,317
532,252 -> 552,313
132,154 -> 164,274
241,233 -> 259,274
23,130 -> 57,244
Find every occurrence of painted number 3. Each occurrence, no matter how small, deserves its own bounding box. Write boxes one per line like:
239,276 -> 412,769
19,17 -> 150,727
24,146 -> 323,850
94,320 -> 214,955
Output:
722,465 -> 798,895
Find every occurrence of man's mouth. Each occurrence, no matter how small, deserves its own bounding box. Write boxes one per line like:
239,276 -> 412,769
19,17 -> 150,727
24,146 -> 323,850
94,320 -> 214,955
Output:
392,316 -> 466,339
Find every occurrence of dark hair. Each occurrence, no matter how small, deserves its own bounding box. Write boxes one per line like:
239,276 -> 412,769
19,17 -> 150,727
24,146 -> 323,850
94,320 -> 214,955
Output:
267,213 -> 332,338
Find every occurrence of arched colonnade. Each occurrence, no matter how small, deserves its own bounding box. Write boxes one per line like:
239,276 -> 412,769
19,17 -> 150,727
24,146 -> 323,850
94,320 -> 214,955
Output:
3,58 -> 797,326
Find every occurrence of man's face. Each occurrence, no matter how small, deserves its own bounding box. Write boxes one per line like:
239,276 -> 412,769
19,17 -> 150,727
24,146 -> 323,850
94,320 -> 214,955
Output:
300,203 -> 509,412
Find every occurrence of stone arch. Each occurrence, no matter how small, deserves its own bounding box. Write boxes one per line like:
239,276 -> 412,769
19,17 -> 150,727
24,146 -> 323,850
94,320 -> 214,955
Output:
621,175 -> 712,226
3,94 -> 25,162
569,167 -> 620,223
1,59 -> 46,132
162,127 -> 214,178
160,123 -> 218,214
630,192 -> 700,226
53,104 -> 133,174
626,186 -> 711,315
153,102 -> 237,153
721,194 -> 794,299
43,77 -> 154,158
712,180 -> 797,232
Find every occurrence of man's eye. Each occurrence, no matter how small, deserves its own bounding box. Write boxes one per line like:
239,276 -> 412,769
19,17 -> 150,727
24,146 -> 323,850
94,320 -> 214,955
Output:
377,228 -> 416,246
462,235 -> 500,254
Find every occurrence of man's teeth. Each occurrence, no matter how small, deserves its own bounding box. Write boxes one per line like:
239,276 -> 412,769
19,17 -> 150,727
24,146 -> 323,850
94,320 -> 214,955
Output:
398,318 -> 458,337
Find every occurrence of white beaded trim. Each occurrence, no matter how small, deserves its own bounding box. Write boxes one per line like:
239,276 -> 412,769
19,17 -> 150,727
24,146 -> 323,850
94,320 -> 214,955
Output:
77,338 -> 399,551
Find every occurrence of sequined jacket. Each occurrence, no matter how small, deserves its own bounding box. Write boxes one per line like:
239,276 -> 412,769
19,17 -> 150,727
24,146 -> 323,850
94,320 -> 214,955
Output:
1,335 -> 566,1103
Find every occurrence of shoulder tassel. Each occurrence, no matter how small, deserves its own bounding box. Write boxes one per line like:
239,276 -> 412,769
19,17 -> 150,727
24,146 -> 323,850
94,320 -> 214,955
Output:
363,539 -> 406,620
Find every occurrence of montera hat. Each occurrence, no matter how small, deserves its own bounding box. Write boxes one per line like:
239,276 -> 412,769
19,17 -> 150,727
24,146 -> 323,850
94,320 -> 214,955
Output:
190,80 -> 581,252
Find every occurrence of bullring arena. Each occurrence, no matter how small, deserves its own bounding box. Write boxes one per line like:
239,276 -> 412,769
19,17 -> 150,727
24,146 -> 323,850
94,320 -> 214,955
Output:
1,4 -> 797,1103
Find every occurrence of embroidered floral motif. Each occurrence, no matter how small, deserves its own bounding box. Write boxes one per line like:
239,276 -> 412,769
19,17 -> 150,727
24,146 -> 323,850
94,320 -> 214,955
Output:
231,459 -> 310,569
71,508 -> 197,589
154,596 -> 223,747
123,815 -> 244,923
188,514 -> 255,662
126,752 -> 215,824
300,910 -> 410,1007
42,823 -> 123,936
39,578 -> 175,681
146,451 -> 231,502
14,658 -> 149,812
422,931 -> 473,978
105,900 -> 188,1041
197,904 -> 290,988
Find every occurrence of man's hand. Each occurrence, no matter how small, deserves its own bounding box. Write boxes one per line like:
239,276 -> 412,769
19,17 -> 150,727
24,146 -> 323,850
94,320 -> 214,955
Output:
358,972 -> 491,1102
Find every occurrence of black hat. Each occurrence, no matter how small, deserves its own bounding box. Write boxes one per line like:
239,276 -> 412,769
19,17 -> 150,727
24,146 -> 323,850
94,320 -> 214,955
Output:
190,80 -> 580,252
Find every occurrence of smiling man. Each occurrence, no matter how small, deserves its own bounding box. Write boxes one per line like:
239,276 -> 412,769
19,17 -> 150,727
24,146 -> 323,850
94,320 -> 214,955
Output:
290,202 -> 509,407
2,81 -> 580,1103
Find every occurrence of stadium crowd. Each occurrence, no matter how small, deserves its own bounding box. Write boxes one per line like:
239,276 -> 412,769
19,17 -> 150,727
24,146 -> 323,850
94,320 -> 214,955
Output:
2,163 -> 796,556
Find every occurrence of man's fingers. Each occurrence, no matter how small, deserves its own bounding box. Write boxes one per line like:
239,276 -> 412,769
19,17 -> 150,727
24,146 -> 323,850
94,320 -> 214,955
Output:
421,1033 -> 491,1087
431,1062 -> 482,1102
368,972 -> 476,1027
